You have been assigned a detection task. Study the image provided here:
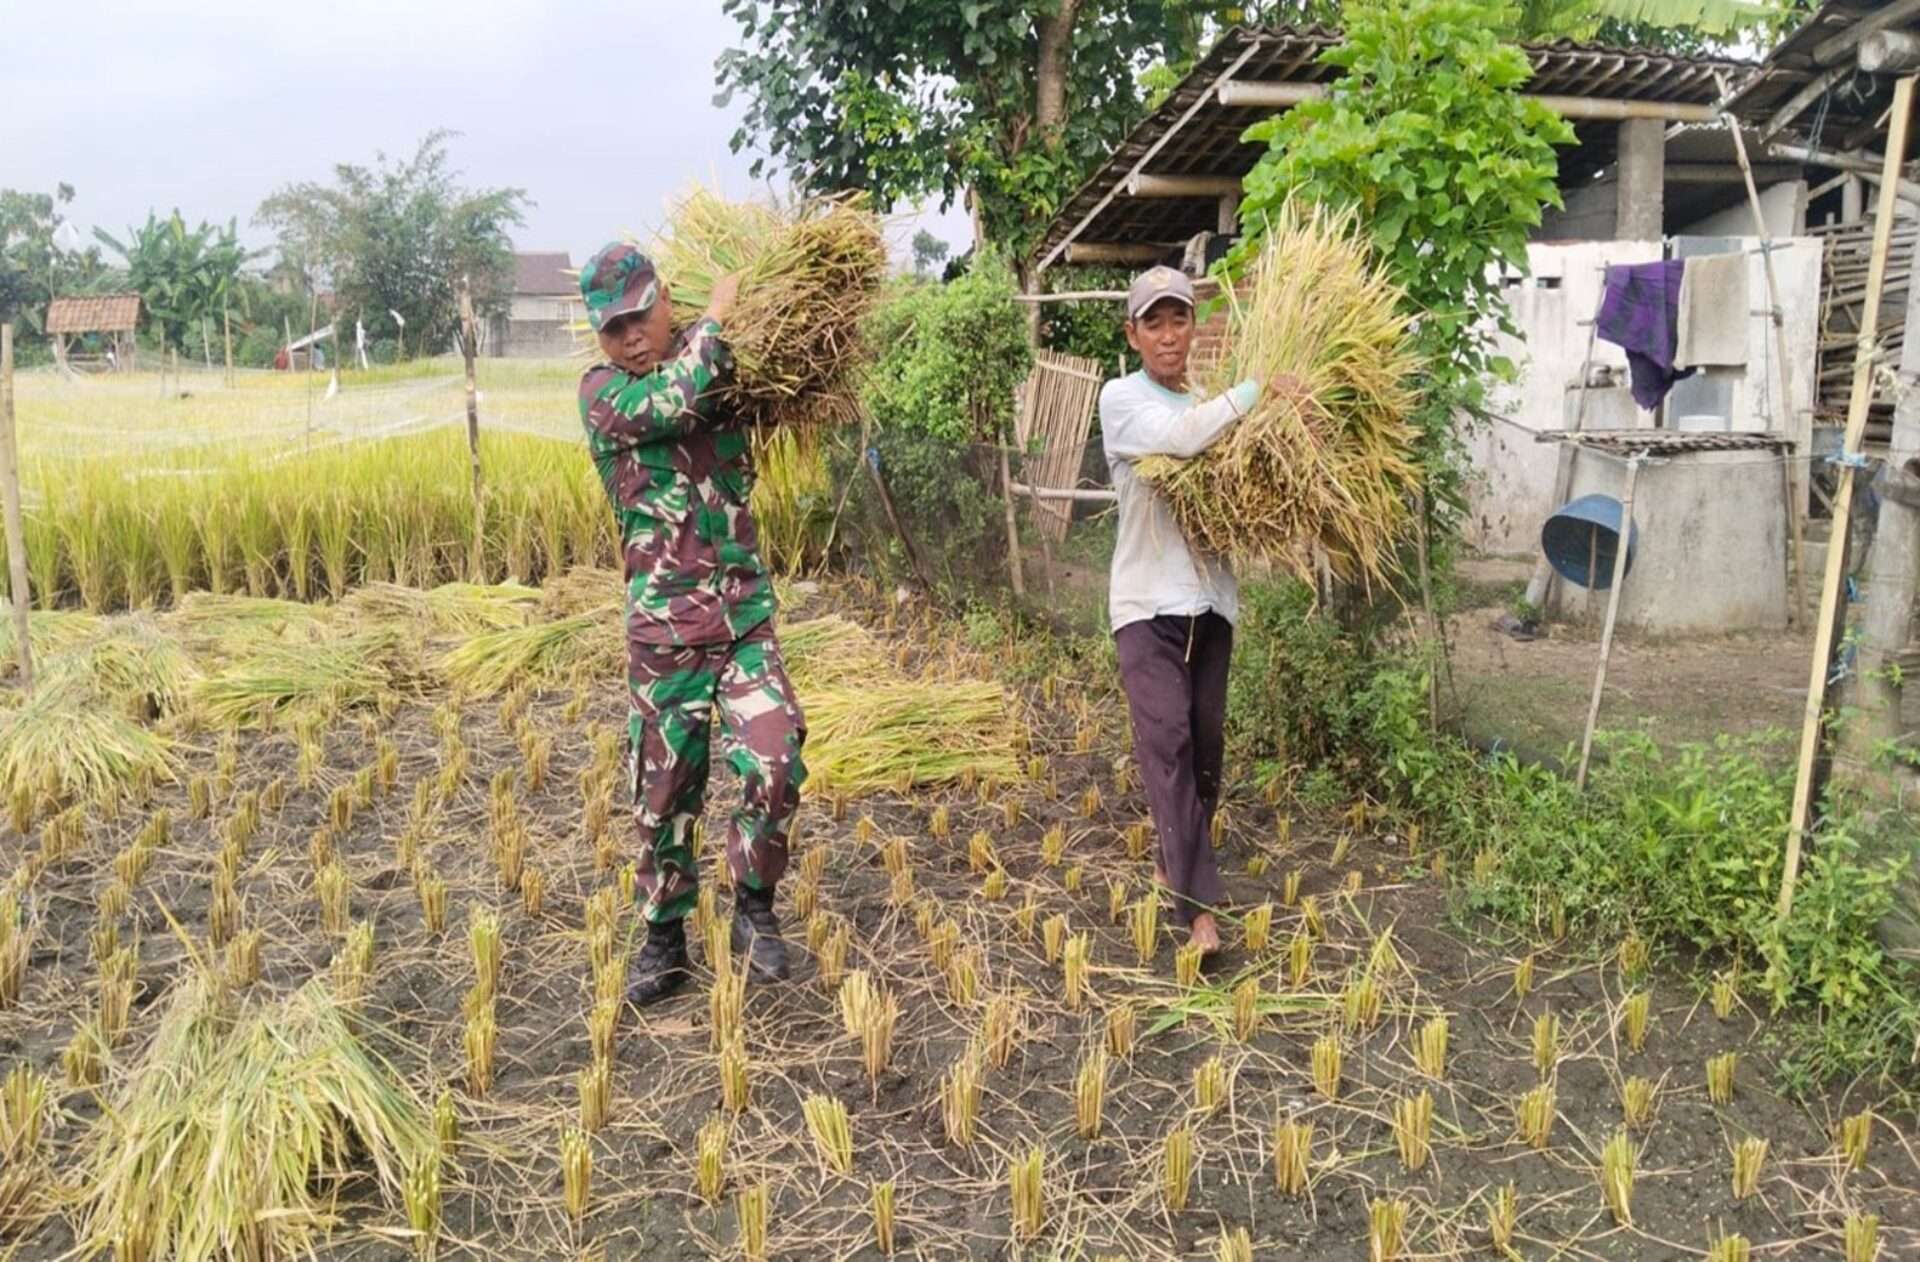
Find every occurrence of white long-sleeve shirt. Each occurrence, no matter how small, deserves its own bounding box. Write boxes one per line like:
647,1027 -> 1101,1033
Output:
1099,371 -> 1258,633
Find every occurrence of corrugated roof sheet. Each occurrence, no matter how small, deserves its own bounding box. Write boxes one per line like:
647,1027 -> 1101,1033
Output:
513,251 -> 575,296
1035,24 -> 1757,267
1721,1 -> 1909,150
45,293 -> 140,334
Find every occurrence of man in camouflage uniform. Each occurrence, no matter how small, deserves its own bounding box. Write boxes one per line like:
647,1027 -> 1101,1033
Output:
577,243 -> 807,1005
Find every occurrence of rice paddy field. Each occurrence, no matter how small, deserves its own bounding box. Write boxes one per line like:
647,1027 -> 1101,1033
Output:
0,366 -> 1915,1262
6,361 -> 831,610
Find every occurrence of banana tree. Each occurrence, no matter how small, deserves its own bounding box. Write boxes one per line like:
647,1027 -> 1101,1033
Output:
94,211 -> 258,353
1519,0 -> 1799,40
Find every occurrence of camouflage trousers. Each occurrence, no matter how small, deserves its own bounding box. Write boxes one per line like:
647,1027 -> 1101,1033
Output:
626,619 -> 807,925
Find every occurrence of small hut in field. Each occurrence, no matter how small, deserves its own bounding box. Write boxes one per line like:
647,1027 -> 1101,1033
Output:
45,293 -> 141,372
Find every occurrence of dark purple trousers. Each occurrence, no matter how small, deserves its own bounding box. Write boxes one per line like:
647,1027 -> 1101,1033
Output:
1114,611 -> 1232,926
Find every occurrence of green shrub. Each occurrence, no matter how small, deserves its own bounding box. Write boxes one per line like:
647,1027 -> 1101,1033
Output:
845,253 -> 1032,594
1224,576 -> 1919,1081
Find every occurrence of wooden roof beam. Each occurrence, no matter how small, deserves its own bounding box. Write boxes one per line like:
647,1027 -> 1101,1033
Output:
1811,0 -> 1920,66
1760,64 -> 1851,142
1216,78 -> 1717,122
1769,141 -> 1920,203
1064,242 -> 1173,264
1123,172 -> 1245,198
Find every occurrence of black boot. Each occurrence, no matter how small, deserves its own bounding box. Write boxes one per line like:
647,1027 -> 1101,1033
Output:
627,919 -> 691,1007
731,886 -> 790,983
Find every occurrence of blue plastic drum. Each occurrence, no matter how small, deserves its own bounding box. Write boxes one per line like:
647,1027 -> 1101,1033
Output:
1541,493 -> 1638,591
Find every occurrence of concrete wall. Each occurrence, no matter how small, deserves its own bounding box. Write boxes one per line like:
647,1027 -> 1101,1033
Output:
1539,174 -> 1619,241
1681,181 -> 1809,239
1468,241 -> 1660,555
511,294 -> 576,323
1466,236 -> 1821,571
1546,448 -> 1790,635
489,316 -> 576,358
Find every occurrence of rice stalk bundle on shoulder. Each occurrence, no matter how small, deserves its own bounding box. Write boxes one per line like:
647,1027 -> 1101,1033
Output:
594,187 -> 888,430
1137,204 -> 1422,586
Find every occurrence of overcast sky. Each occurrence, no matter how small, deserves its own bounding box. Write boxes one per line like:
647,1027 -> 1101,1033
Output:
5,0 -> 971,269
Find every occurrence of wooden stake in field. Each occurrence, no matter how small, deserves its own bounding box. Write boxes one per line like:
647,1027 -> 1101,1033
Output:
0,324 -> 30,693
1576,454 -> 1643,790
458,276 -> 486,582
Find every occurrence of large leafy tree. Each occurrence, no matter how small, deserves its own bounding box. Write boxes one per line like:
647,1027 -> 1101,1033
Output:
1,184 -> 108,334
715,1 -> 1282,265
93,211 -> 255,352
255,130 -> 527,355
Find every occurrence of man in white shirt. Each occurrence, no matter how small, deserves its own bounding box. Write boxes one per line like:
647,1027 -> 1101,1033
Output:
1100,265 -> 1287,956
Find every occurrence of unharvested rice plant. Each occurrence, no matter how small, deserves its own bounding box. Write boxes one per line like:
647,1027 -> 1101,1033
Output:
0,566 -> 1913,1259
4,355 -> 834,616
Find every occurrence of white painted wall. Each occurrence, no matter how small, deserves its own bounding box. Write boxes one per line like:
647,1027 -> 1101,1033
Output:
1681,181 -> 1808,239
1467,240 -> 1659,556
1466,237 -> 1822,574
1548,449 -> 1790,635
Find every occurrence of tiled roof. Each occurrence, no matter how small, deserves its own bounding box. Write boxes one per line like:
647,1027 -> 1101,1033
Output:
45,293 -> 141,334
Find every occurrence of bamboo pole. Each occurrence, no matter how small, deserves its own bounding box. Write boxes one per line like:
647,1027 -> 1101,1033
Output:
0,325 -> 32,692
222,301 -> 234,387
1781,75 -> 1917,922
1000,447 -> 1026,598
458,276 -> 486,582
1720,85 -> 1809,625
1576,456 -> 1642,790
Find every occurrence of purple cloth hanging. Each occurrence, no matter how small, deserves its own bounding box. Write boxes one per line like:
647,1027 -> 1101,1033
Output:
1595,260 -> 1694,410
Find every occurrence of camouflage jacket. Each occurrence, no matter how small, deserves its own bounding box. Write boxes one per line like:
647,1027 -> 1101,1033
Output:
579,317 -> 774,647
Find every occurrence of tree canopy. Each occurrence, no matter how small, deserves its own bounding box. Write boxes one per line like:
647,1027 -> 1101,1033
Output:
0,184 -> 108,334
715,1 -> 1269,262
93,211 -> 255,352
715,0 -> 1803,275
255,130 -> 528,355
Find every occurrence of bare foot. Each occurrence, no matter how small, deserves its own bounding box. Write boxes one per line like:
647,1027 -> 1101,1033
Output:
1189,913 -> 1221,956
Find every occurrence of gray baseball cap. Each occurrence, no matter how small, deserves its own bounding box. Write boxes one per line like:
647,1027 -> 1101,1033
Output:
1126,265 -> 1195,321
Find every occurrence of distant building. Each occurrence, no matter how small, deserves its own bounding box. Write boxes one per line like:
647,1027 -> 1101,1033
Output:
45,293 -> 141,372
490,251 -> 578,358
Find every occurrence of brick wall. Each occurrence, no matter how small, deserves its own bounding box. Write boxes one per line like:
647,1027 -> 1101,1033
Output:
1189,300 -> 1234,378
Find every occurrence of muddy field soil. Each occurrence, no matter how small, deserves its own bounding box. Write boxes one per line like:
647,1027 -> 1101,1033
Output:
2,592 -> 1915,1260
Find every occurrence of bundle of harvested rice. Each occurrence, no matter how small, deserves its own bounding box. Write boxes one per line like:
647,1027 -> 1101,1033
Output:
803,679 -> 1019,794
1136,205 -> 1423,586
194,628 -> 413,726
0,678 -> 174,803
438,614 -> 621,695
342,580 -> 541,635
42,617 -> 200,719
779,614 -> 886,691
81,977 -> 432,1262
540,566 -> 625,619
621,187 -> 887,428
167,593 -> 333,663
0,605 -> 101,673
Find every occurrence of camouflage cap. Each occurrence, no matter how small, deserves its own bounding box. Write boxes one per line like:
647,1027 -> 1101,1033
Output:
581,242 -> 661,332
1126,265 -> 1194,322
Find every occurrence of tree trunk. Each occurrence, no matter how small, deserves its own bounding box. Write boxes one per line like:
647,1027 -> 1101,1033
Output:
1034,0 -> 1080,138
